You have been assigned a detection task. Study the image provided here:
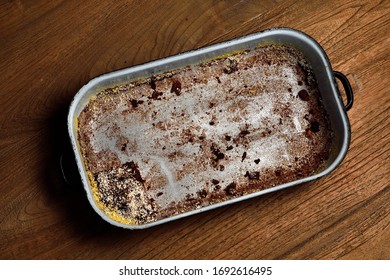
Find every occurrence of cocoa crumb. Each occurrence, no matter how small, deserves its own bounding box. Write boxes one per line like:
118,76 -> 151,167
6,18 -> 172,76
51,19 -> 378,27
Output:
245,171 -> 260,180
224,182 -> 237,195
150,76 -> 157,90
171,79 -> 182,95
310,121 -> 320,133
150,91 -> 163,100
241,151 -> 247,162
211,179 -> 220,185
197,189 -> 208,198
131,99 -> 139,108
239,129 -> 250,137
223,58 -> 238,74
123,162 -> 144,183
298,89 -> 309,101
211,144 -> 225,161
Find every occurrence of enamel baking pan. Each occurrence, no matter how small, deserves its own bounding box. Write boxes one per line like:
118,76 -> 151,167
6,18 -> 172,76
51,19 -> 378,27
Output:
66,28 -> 353,229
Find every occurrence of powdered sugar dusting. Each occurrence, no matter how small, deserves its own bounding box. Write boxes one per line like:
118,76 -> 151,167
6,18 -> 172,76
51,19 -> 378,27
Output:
77,44 -> 332,223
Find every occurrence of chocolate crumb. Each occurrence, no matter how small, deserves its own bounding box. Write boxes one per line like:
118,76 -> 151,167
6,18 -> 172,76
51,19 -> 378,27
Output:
197,189 -> 208,198
151,91 -> 163,100
225,135 -> 232,141
212,179 -> 220,185
239,129 -> 250,137
223,58 -> 238,74
254,159 -> 260,164
150,76 -> 157,90
124,162 -> 144,183
171,79 -> 182,95
241,151 -> 247,162
310,121 -> 320,133
245,171 -> 260,180
224,182 -> 237,195
117,202 -> 128,211
298,89 -> 309,101
211,144 -> 225,161
131,99 -> 139,108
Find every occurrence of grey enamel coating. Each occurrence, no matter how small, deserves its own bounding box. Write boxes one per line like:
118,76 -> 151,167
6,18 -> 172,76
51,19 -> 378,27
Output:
67,28 -> 351,229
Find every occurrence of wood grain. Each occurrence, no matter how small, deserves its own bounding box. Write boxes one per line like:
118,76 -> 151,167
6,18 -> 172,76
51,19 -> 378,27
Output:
0,0 -> 389,259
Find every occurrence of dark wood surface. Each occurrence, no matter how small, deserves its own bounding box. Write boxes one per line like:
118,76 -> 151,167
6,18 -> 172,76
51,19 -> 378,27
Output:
0,0 -> 389,259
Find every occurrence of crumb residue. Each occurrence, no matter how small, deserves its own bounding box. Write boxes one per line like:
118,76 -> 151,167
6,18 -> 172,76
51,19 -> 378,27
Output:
77,44 -> 333,224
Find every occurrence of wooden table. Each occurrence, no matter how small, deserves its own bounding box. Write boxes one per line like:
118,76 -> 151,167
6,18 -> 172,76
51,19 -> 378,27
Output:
1,0 -> 389,259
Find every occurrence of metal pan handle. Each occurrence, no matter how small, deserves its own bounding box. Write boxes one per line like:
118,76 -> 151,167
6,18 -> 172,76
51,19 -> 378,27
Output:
334,71 -> 354,111
60,153 -> 81,187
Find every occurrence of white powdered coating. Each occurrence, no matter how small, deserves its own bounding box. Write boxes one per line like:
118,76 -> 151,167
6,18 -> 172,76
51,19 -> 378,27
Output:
78,45 -> 329,216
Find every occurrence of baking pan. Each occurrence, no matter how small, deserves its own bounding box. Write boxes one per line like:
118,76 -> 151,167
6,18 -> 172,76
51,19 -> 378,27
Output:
67,28 -> 353,229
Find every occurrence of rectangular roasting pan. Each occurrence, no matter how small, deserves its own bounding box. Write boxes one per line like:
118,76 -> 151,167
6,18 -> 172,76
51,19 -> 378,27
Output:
67,28 -> 353,229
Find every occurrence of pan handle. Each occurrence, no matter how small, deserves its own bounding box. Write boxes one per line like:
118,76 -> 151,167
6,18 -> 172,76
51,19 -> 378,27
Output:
333,71 -> 354,111
60,153 -> 81,187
